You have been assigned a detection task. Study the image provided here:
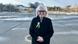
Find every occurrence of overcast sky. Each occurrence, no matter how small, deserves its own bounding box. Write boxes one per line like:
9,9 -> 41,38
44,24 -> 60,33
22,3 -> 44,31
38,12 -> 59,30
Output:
0,0 -> 78,7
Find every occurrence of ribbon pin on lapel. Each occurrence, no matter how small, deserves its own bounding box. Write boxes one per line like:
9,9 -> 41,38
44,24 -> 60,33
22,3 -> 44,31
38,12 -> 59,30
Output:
36,22 -> 40,28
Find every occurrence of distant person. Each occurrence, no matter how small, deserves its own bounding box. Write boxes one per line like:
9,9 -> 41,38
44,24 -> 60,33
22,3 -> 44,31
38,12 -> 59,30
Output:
29,4 -> 54,44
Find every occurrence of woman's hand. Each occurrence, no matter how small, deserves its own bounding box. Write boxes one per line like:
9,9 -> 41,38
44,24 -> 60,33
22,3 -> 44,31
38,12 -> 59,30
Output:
37,36 -> 44,42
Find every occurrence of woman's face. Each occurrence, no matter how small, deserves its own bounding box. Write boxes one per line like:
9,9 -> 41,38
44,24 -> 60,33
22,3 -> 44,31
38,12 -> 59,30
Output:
37,10 -> 47,18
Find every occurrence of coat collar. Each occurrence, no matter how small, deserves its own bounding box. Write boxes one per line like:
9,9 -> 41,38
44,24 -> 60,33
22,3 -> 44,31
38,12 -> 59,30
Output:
37,16 -> 45,22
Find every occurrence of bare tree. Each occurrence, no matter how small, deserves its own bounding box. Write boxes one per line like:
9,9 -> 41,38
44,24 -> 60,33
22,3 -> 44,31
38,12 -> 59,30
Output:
30,2 -> 40,9
29,2 -> 40,15
0,3 -> 4,12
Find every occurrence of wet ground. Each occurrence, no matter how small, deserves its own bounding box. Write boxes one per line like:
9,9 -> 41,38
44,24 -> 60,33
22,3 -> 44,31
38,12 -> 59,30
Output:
0,12 -> 78,44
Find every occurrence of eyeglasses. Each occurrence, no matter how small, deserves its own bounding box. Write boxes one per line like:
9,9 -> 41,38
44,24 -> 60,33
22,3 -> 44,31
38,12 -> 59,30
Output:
37,10 -> 47,15
38,10 -> 46,12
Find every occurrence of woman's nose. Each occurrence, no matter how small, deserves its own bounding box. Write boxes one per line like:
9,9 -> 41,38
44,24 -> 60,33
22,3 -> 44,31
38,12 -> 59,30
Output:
41,12 -> 43,15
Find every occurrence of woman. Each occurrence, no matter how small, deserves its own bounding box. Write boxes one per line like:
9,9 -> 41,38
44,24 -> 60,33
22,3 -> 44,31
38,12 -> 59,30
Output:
29,4 -> 54,44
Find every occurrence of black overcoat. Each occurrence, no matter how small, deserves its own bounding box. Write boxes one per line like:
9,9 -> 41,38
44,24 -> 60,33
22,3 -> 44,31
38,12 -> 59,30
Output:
29,16 -> 54,44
